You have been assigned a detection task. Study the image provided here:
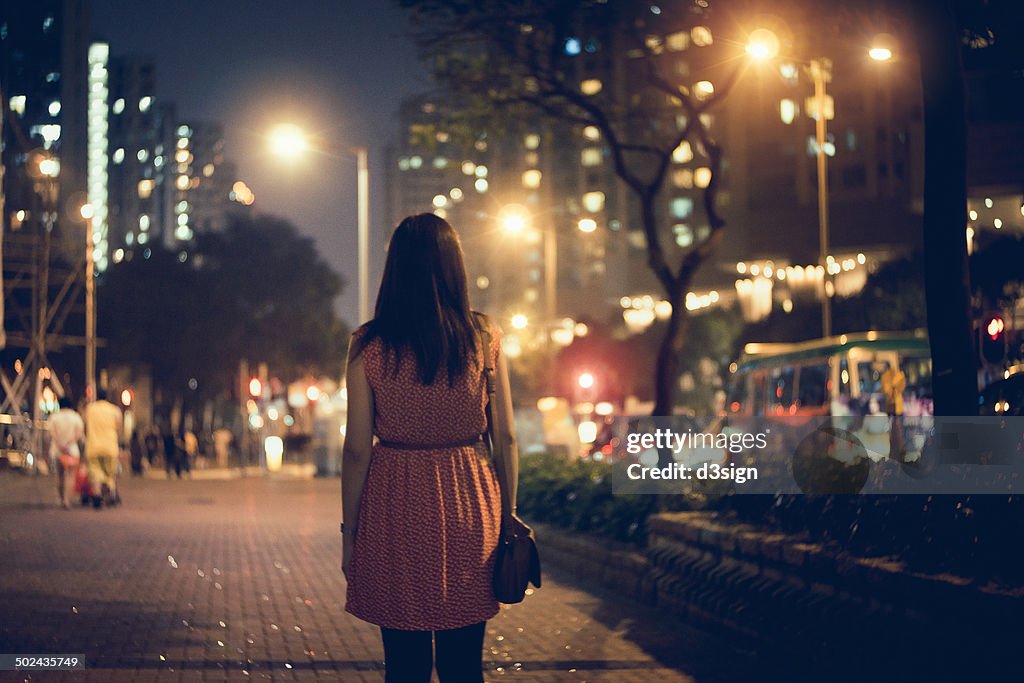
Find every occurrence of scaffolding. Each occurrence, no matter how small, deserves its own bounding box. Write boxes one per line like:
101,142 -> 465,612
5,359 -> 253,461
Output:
1,86 -> 93,470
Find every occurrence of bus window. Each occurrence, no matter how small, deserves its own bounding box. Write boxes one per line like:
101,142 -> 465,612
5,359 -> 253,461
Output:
726,374 -> 747,414
858,360 -> 889,395
900,356 -> 932,399
797,363 -> 829,407
767,367 -> 795,413
838,358 -> 852,396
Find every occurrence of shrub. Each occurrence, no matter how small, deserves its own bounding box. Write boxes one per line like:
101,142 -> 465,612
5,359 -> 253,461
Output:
516,451 -> 696,545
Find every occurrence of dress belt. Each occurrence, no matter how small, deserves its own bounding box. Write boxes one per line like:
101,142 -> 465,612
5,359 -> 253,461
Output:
376,434 -> 486,450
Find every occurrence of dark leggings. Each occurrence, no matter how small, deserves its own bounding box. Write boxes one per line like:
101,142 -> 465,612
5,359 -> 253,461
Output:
381,621 -> 485,682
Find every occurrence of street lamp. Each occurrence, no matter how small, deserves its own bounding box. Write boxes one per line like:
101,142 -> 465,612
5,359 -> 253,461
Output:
266,124 -> 371,324
497,203 -> 557,333
746,29 -> 893,339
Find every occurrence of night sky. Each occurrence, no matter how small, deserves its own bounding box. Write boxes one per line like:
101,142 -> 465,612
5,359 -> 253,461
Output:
90,0 -> 430,327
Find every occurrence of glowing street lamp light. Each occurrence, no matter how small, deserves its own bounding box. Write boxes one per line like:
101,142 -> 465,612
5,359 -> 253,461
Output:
267,123 -> 308,160
578,372 -> 595,390
868,46 -> 893,62
510,313 -> 529,330
745,28 -> 780,61
498,204 -> 530,235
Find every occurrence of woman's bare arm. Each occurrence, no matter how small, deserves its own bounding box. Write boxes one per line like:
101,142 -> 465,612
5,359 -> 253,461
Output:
341,343 -> 374,563
491,335 -> 519,522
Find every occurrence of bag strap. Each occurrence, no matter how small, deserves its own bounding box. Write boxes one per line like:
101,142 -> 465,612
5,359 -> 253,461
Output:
480,318 -> 496,445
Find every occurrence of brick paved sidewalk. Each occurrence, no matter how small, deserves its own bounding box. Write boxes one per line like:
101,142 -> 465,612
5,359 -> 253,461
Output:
0,472 -> 753,682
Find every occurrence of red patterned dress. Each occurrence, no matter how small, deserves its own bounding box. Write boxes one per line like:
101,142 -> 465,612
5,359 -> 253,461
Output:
345,324 -> 503,631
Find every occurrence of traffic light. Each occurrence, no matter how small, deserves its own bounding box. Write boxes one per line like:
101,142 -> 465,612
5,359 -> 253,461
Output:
980,314 -> 1007,365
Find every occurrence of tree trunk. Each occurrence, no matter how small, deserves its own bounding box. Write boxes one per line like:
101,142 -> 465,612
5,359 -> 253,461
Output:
653,293 -> 690,417
916,0 -> 979,415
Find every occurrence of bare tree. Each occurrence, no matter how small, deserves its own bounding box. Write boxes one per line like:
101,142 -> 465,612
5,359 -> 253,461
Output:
399,0 -> 750,415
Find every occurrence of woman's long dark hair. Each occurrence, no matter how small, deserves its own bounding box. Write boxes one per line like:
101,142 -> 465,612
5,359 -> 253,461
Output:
352,213 -> 482,385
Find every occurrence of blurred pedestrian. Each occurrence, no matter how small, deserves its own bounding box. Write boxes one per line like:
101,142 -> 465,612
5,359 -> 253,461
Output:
163,427 -> 182,479
882,364 -> 907,460
49,397 -> 84,509
129,430 -> 145,476
84,389 -> 123,508
213,427 -> 232,468
342,214 -> 520,682
184,429 -> 201,470
144,427 -> 160,467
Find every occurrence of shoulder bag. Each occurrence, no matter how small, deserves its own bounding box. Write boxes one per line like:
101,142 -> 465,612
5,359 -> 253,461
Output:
480,319 -> 541,604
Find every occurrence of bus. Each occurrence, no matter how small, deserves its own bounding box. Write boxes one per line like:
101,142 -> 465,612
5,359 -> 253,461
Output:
723,332 -> 933,491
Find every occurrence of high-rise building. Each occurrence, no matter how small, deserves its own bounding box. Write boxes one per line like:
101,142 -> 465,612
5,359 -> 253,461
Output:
1,0 -> 89,255
106,57 -> 175,260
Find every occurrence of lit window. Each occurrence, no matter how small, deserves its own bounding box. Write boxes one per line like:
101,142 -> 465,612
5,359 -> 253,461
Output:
582,191 -> 605,213
175,149 -> 189,163
580,78 -> 603,95
138,232 -> 149,245
398,157 -> 410,171
432,194 -> 448,208
581,148 -> 602,167
409,156 -> 422,169
177,125 -> 191,137
46,72 -> 61,83
578,218 -> 597,233
461,161 -> 476,175
693,81 -> 714,100
699,113 -> 713,129
137,149 -> 149,163
139,96 -> 152,112
666,31 -> 690,51
126,232 -> 134,246
475,165 -> 487,177
449,187 -> 463,201
113,248 -> 124,264
673,224 -> 693,247
435,131 -> 449,143
694,167 -> 712,188
203,163 -> 215,177
779,63 -> 798,84
137,180 -> 154,199
583,126 -> 600,141
174,225 -> 192,241
434,208 -> 447,219
522,169 -> 542,189
48,100 -> 61,116
672,140 -> 693,163
112,148 -> 125,164
780,99 -> 797,125
139,215 -> 150,230
564,37 -> 581,56
177,213 -> 189,226
691,26 -> 713,47
9,95 -> 26,115
432,157 -> 448,169
154,155 -> 165,168
176,201 -> 189,214
176,175 -> 190,190
112,98 -> 125,114
177,138 -> 189,149
671,197 -> 693,219
524,134 -> 540,150
476,276 -> 490,290
474,178 -> 489,193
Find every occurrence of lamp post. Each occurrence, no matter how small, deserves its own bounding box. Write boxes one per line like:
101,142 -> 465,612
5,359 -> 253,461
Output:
497,203 -> 556,330
267,124 -> 371,324
746,31 -> 894,339
81,203 -> 96,401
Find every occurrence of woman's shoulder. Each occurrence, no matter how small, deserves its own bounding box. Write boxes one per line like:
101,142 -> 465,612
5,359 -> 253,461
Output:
471,311 -> 503,338
348,322 -> 379,361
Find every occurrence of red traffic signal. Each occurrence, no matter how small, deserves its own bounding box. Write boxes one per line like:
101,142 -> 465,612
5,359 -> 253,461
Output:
980,315 -> 1007,365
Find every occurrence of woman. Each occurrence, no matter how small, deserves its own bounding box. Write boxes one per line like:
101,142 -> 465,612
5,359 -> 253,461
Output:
342,213 -> 519,682
49,397 -> 85,508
